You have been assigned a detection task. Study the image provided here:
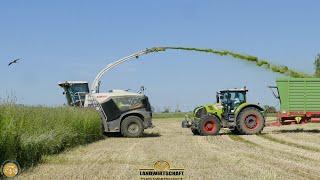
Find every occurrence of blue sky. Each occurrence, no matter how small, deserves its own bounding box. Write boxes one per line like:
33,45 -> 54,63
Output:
0,1 -> 319,111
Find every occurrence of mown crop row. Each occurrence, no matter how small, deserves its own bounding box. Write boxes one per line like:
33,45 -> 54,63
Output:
0,104 -> 103,169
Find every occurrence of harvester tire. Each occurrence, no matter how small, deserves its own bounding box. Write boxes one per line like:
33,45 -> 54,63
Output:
191,128 -> 200,135
236,107 -> 265,135
121,116 -> 144,138
199,115 -> 221,136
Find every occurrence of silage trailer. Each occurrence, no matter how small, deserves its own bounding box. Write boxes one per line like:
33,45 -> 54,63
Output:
269,78 -> 320,125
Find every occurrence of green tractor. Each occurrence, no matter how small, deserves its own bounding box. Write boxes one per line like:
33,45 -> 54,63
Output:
182,87 -> 265,135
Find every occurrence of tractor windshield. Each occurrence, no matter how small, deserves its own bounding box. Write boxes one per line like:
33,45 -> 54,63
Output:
220,91 -> 246,107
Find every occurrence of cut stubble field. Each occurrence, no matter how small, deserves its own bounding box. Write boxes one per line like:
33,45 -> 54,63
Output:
20,118 -> 320,180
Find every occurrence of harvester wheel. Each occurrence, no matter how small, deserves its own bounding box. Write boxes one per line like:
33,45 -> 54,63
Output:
199,115 -> 221,136
236,107 -> 265,135
191,128 -> 200,135
121,116 -> 144,138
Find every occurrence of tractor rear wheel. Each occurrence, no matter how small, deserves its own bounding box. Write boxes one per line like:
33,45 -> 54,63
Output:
199,115 -> 221,136
121,116 -> 144,137
236,107 -> 265,135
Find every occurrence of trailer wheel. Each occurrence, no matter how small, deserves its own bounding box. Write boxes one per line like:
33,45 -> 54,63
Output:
236,107 -> 265,135
199,115 -> 221,136
191,128 -> 200,135
121,116 -> 144,138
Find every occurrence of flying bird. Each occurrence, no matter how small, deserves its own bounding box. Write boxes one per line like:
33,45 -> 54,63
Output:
8,58 -> 21,66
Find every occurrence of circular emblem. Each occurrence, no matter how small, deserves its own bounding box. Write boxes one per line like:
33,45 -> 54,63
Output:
154,161 -> 170,171
1,160 -> 20,178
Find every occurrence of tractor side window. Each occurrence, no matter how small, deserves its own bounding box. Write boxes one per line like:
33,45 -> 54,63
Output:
233,92 -> 245,105
220,93 -> 228,104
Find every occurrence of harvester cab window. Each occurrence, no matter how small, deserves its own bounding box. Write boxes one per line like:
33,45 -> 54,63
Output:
70,84 -> 89,94
68,84 -> 89,106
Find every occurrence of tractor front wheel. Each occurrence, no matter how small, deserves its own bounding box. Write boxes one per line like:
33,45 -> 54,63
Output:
236,107 -> 265,135
199,115 -> 221,136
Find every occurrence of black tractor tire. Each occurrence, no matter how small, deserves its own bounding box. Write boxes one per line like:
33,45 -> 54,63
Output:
236,107 -> 265,135
199,115 -> 221,136
121,116 -> 144,138
230,127 -> 241,135
191,128 -> 200,135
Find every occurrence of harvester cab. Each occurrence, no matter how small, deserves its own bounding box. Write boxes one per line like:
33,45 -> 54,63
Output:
182,87 -> 265,136
58,81 -> 89,107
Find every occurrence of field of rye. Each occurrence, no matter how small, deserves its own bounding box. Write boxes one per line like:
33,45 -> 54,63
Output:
0,103 -> 103,169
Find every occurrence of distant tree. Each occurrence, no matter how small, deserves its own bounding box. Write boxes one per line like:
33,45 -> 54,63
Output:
314,54 -> 320,77
264,105 -> 277,113
162,106 -> 171,113
175,104 -> 181,113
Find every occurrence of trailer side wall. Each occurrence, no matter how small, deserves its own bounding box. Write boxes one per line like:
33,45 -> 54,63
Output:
276,78 -> 320,112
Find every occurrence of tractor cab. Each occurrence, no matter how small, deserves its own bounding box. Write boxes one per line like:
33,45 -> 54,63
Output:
217,88 -> 248,121
58,81 -> 89,107
217,88 -> 247,112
